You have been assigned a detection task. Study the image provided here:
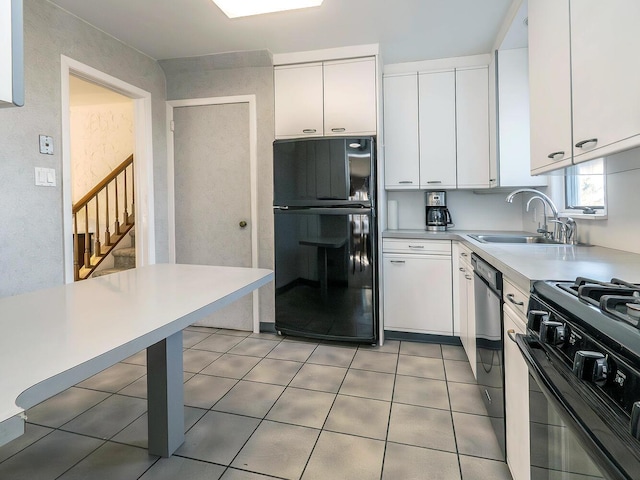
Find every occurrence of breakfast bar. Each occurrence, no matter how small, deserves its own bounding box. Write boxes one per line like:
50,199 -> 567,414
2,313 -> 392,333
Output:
0,263 -> 273,457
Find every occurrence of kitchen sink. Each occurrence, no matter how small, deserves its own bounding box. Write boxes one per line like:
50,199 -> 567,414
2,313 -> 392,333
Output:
469,234 -> 563,245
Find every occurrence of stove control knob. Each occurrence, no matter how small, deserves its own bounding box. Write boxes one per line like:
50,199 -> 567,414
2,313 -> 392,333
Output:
631,402 -> 640,440
540,320 -> 566,347
527,310 -> 549,333
573,351 -> 609,387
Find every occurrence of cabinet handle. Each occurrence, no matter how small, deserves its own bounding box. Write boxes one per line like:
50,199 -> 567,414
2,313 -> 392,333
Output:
390,260 -> 406,264
408,245 -> 425,249
575,138 -> 598,149
507,329 -> 517,343
459,267 -> 465,272
426,180 -> 442,184
302,129 -> 317,134
506,293 -> 525,306
547,151 -> 565,160
399,180 -> 414,184
461,252 -> 468,257
465,274 -> 473,280
331,127 -> 346,133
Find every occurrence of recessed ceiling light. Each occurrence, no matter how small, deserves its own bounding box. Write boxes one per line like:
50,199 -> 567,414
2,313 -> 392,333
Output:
212,0 -> 324,19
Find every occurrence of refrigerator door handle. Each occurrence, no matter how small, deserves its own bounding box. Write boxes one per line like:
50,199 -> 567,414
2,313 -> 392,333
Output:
274,207 -> 372,216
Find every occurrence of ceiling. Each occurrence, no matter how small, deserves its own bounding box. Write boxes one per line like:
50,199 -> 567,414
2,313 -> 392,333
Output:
50,0 -> 513,64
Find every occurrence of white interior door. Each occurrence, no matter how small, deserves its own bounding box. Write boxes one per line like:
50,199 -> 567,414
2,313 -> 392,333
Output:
172,102 -> 253,330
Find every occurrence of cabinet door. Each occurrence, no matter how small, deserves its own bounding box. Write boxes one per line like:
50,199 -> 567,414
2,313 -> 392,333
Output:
528,0 -> 573,173
419,71 -> 457,189
383,254 -> 453,335
383,74 -> 419,189
324,57 -> 377,136
504,306 -> 530,480
571,1 -> 640,163
456,67 -> 490,188
274,63 -> 324,139
464,260 -> 476,378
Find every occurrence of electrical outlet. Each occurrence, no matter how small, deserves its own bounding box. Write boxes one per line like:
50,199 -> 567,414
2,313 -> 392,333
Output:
39,135 -> 53,155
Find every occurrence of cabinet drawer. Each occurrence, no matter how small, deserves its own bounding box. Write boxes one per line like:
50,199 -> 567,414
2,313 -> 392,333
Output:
503,278 -> 529,318
383,238 -> 451,255
458,243 -> 473,266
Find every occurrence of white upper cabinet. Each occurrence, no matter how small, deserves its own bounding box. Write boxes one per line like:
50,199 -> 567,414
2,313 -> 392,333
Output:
0,0 -> 23,107
419,70 -> 457,189
274,57 -> 377,139
528,0 -> 573,174
274,63 -> 324,138
324,57 -> 377,136
456,66 -> 490,189
570,1 -> 640,163
383,73 -> 420,189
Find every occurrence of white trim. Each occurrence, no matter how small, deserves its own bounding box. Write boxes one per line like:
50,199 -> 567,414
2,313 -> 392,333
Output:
60,55 -> 156,284
166,95 -> 261,333
273,44 -> 379,66
383,54 -> 491,75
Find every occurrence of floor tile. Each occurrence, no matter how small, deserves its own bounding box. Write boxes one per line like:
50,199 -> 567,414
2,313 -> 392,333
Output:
399,342 -> 442,358
220,469 -> 275,480
350,350 -> 398,374
231,420 -> 319,479
324,394 -> 391,440
388,403 -> 457,452
442,344 -> 468,361
183,374 -> 238,409
176,411 -> 260,465
139,455 -> 225,480
243,358 -> 303,386
453,412 -> 504,461
228,337 -> 281,357
393,375 -> 450,410
26,387 -> 110,428
444,358 -> 476,384
306,344 -> 356,367
111,407 -> 206,448
183,330 -> 212,348
183,349 -> 222,373
212,380 -> 285,418
185,325 -> 218,334
0,430 -> 103,480
448,382 -> 488,415
57,441 -> 157,480
382,442 -> 461,480
266,341 -> 317,362
118,372 -> 194,399
190,334 -> 244,353
302,431 -> 384,480
122,350 -> 147,366
215,328 -> 252,337
201,353 -> 262,379
289,363 -> 347,393
76,362 -> 146,393
396,354 -> 445,380
266,387 -> 335,428
459,455 -> 512,480
339,369 -> 395,401
361,339 -> 400,354
61,394 -> 147,440
0,424 -> 53,463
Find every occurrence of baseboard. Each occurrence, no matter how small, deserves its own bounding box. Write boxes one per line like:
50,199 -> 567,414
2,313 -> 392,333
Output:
259,322 -> 277,334
384,330 -> 462,346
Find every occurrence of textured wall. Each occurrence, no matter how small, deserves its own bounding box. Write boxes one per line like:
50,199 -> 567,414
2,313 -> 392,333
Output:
0,0 -> 168,297
160,51 -> 276,324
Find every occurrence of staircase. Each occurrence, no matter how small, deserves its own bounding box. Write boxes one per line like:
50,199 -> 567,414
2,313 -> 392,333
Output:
92,228 -> 136,278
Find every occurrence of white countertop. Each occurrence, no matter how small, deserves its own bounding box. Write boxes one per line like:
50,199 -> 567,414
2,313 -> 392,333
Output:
383,229 -> 640,292
0,264 -> 273,445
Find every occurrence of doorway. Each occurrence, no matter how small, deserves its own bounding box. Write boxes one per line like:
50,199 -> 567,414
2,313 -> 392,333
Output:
61,56 -> 156,283
167,96 -> 259,332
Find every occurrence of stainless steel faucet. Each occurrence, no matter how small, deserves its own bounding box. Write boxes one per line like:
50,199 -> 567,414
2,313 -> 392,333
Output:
506,188 -> 561,241
526,196 -> 551,238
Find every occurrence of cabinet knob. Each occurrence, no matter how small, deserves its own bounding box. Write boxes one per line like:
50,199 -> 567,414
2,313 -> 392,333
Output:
547,151 -> 565,160
239,220 -> 248,228
575,138 -> 598,150
507,329 -> 517,343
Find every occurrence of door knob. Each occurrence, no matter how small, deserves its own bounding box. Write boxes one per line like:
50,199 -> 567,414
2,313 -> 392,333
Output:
239,221 -> 247,228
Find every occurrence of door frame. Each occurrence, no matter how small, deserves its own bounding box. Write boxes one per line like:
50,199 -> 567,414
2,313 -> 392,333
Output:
60,55 -> 156,283
166,95 -> 260,333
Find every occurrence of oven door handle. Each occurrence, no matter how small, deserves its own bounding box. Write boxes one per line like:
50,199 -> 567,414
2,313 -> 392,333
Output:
515,334 -> 633,480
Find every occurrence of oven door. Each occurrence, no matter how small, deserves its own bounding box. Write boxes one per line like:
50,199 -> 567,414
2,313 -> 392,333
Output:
516,335 -> 640,480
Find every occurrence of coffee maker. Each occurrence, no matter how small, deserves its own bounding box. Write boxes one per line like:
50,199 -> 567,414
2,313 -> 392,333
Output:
425,191 -> 453,231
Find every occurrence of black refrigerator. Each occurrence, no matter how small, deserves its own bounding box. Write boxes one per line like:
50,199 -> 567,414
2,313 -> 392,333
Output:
273,137 -> 378,344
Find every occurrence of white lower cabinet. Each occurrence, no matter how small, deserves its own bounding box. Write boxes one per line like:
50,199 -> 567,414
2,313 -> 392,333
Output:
504,301 -> 530,480
454,243 -> 476,377
383,239 -> 453,336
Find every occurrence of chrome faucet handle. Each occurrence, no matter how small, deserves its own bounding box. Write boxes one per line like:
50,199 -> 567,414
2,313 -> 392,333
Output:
549,219 -> 568,243
565,217 -> 578,245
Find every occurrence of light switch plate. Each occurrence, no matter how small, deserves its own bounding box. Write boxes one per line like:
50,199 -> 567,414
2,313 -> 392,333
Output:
39,135 -> 53,155
35,167 -> 56,186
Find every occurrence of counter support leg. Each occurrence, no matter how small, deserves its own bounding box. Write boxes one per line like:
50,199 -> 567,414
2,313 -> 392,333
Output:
147,331 -> 184,457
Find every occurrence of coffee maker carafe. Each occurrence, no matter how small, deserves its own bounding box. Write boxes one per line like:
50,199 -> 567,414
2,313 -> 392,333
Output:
425,191 -> 453,231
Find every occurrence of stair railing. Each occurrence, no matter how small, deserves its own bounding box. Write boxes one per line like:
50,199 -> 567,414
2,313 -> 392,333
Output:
72,155 -> 135,280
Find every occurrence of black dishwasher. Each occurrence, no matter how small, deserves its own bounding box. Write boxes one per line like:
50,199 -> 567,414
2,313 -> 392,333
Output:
471,253 -> 505,460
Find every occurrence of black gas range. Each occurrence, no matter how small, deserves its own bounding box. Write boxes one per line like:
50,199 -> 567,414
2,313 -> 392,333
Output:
517,277 -> 640,480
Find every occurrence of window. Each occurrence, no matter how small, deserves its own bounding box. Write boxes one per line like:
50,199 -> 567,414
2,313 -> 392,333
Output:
565,158 -> 606,213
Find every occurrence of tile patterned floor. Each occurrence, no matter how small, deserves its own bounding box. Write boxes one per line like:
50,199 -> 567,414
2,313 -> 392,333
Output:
0,327 -> 513,480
